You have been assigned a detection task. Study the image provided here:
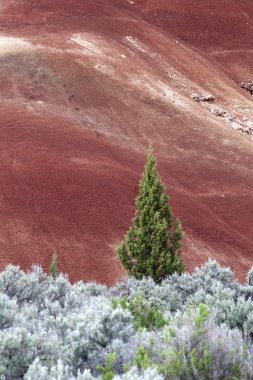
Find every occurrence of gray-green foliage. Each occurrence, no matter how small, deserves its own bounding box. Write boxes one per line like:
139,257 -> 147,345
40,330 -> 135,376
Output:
117,147 -> 184,283
247,267 -> 253,286
112,294 -> 168,331
0,261 -> 253,379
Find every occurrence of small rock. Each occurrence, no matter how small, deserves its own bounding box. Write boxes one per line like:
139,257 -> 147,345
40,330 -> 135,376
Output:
240,82 -> 253,95
211,107 -> 235,121
191,93 -> 216,103
211,108 -> 226,117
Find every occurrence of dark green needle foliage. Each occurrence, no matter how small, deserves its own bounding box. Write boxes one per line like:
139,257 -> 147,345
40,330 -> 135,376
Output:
50,251 -> 58,280
117,146 -> 184,283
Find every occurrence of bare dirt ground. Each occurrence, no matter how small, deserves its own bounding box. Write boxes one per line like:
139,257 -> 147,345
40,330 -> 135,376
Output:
0,0 -> 253,284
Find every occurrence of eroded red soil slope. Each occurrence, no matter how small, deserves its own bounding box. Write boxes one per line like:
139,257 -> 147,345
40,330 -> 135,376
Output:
136,0 -> 253,81
0,0 -> 253,284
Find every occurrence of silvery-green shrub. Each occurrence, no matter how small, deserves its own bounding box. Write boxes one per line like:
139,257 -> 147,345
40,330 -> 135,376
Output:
0,261 -> 252,379
247,267 -> 253,286
24,358 -> 95,380
114,367 -> 164,380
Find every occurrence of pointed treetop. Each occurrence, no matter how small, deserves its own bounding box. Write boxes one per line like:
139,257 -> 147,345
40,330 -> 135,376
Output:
117,146 -> 184,283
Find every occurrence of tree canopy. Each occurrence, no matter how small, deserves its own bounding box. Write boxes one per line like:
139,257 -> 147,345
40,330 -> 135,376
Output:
117,146 -> 184,283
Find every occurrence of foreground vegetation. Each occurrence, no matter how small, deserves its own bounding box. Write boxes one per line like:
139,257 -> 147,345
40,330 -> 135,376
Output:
0,260 -> 253,379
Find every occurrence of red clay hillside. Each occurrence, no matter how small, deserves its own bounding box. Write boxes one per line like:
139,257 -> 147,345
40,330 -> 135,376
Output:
0,0 -> 253,284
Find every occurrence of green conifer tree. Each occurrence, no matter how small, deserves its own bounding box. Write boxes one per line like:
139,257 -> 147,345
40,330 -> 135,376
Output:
50,250 -> 58,280
117,146 -> 184,283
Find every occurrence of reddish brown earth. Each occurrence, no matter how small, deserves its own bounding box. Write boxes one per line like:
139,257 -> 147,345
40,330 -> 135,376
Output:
0,0 -> 253,285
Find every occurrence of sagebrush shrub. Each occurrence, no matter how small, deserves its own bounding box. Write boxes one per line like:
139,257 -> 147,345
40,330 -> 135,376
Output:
0,260 -> 252,379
